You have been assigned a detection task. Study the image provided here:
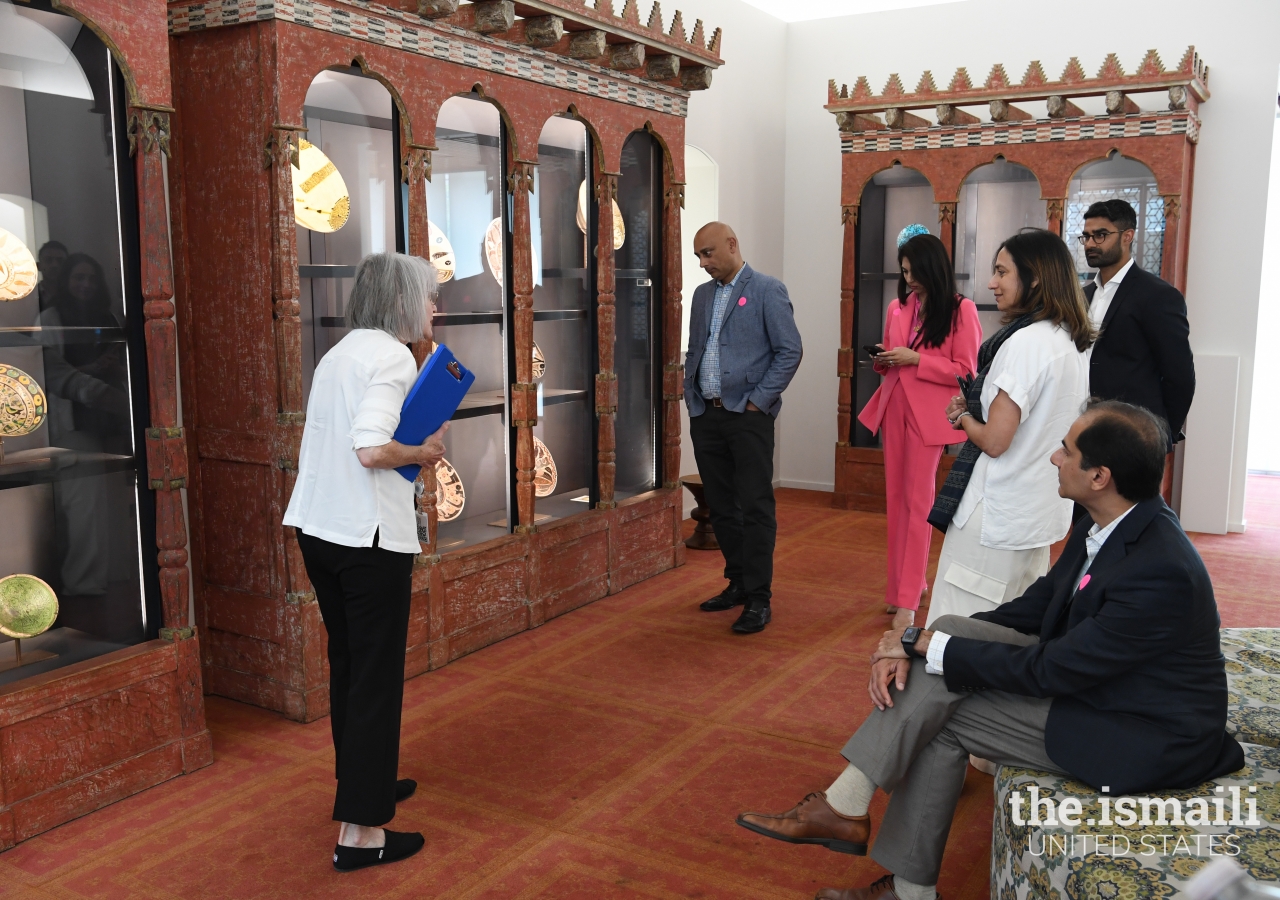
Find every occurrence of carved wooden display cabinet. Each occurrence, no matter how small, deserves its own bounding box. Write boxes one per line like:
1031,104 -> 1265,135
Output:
825,49 -> 1208,511
0,0 -> 210,848
167,0 -> 723,721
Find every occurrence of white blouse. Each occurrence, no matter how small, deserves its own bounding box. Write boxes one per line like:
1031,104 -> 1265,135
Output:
953,320 -> 1090,551
283,329 -> 421,554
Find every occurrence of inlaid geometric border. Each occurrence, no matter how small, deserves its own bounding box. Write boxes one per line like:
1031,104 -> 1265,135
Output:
840,111 -> 1199,154
168,0 -> 691,117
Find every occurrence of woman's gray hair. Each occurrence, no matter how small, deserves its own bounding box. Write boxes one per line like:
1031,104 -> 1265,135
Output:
347,251 -> 436,342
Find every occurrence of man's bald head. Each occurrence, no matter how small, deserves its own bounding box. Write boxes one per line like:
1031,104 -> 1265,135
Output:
693,221 -> 743,283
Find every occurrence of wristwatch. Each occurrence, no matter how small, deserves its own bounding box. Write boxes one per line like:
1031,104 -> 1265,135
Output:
901,626 -> 924,658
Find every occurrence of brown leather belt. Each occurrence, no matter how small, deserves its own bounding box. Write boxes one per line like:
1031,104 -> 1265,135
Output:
710,398 -> 724,407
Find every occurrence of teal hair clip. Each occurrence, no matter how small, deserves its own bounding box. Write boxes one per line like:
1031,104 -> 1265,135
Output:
896,224 -> 931,247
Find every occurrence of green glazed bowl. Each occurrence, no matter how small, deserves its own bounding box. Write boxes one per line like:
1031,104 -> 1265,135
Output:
0,574 -> 58,639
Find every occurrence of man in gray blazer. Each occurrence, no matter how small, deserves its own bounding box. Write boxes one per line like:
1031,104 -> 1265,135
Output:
685,222 -> 802,634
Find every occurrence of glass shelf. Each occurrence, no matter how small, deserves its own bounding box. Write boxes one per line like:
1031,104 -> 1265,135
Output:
0,448 -> 136,491
0,327 -> 127,348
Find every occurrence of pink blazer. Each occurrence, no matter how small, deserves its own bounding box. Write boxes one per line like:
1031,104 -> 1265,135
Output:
857,293 -> 982,447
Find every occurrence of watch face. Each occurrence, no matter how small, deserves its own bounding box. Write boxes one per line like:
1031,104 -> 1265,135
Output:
902,626 -> 922,643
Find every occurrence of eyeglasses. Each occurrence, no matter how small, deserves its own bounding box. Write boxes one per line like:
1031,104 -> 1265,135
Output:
1076,230 -> 1120,245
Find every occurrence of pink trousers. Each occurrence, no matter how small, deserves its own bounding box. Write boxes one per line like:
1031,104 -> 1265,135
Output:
881,383 -> 944,611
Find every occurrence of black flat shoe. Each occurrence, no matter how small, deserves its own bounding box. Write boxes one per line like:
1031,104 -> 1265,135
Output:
395,779 -> 416,803
700,582 -> 746,612
732,605 -> 771,634
333,829 -> 425,872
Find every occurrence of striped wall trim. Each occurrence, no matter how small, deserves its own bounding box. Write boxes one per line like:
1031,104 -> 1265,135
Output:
840,111 -> 1200,154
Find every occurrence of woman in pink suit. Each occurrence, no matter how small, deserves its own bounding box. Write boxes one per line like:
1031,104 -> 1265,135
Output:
858,232 -> 981,628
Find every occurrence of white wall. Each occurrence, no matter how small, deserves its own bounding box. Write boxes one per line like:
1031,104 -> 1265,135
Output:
679,0 -> 1280,525
1247,107 -> 1280,474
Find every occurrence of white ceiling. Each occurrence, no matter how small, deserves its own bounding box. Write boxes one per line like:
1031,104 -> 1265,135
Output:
733,0 -> 968,22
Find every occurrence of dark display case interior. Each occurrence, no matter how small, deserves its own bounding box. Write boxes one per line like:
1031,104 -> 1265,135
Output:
851,166 -> 937,448
613,131 -> 663,498
0,2 -> 161,683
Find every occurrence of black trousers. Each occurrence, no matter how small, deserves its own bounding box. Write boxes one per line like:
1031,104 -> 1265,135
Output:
689,403 -> 777,607
297,529 -> 415,826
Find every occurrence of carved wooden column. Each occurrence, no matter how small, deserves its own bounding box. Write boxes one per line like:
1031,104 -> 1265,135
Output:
595,170 -> 619,508
403,143 -> 439,557
130,106 -> 191,638
1046,198 -> 1065,237
937,201 -> 956,259
1161,193 -> 1183,289
836,203 -> 858,452
832,201 -> 858,507
661,176 -> 684,488
510,160 -> 538,531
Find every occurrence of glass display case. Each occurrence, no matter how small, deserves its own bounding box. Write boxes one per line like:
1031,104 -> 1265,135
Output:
529,116 -> 594,522
297,68 -> 400,400
851,166 -> 938,448
1066,153 -> 1165,280
426,95 -> 511,550
955,159 -> 1046,340
613,131 -> 663,498
0,5 -> 160,682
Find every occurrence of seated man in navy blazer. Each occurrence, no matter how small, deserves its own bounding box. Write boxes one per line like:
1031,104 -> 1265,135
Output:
685,222 -> 802,635
736,400 -> 1242,900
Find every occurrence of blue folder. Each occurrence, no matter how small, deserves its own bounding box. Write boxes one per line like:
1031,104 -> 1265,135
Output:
393,344 -> 475,482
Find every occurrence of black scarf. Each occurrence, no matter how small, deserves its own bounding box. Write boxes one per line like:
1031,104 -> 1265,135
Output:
927,313 -> 1036,533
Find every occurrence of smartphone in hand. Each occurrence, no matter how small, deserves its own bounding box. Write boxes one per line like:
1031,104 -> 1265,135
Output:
863,344 -> 884,358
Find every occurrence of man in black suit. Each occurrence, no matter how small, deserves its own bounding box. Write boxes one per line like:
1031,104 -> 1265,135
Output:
735,401 -> 1241,900
1081,199 -> 1194,443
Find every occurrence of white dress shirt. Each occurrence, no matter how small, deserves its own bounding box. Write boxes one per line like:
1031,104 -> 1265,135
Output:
952,320 -> 1090,550
926,503 -> 1138,675
1088,257 -> 1135,329
284,328 -> 421,554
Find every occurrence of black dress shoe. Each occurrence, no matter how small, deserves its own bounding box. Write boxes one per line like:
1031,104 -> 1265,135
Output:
700,582 -> 746,612
395,779 -> 416,803
333,829 -> 425,872
732,604 -> 771,634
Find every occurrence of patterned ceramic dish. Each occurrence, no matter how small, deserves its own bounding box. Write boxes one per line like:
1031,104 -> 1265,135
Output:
0,228 -> 37,302
292,139 -> 350,233
0,574 -> 58,639
0,365 -> 47,438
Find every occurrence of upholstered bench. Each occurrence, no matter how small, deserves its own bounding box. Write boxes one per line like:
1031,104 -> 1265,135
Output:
990,629 -> 1280,900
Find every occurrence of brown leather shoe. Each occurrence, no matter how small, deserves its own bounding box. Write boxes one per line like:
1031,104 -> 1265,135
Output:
736,791 -> 869,855
817,873 -> 938,900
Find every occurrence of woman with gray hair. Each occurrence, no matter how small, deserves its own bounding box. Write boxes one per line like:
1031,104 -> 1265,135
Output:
284,251 -> 446,871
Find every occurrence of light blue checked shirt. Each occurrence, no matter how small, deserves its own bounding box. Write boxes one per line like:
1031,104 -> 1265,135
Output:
697,265 -> 745,399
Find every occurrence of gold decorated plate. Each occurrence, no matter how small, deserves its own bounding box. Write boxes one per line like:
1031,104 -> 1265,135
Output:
292,139 -> 350,233
0,228 -> 37,302
0,574 -> 58,639
427,220 -> 455,283
575,181 -> 626,249
0,365 -> 47,438
435,458 -> 465,522
533,437 -> 558,498
532,342 -> 545,380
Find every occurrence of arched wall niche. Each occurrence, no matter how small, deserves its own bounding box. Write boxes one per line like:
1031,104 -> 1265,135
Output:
955,158 -> 1046,339
850,164 -> 936,449
1066,152 -> 1168,280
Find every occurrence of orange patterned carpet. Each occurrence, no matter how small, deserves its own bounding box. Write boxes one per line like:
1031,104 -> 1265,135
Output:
2,479 -> 1278,899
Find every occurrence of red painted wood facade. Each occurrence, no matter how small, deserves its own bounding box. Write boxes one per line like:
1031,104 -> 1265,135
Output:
0,0 -> 212,849
166,2 -> 721,721
826,50 -> 1208,511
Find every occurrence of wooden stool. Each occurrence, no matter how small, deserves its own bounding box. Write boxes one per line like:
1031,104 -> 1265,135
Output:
680,474 -> 719,551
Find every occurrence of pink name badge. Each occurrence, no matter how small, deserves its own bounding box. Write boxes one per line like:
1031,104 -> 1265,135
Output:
1078,574 -> 1091,591
738,297 -> 747,306
892,308 -> 901,316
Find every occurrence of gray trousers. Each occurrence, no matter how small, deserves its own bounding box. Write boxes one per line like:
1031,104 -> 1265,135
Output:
841,616 -> 1065,885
